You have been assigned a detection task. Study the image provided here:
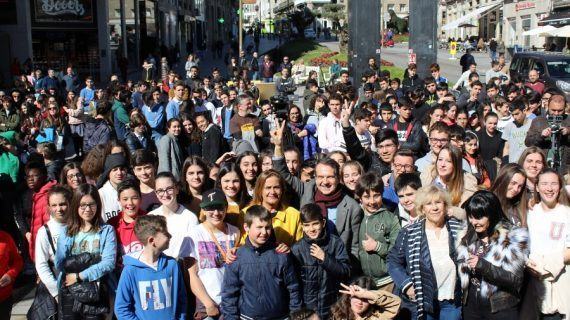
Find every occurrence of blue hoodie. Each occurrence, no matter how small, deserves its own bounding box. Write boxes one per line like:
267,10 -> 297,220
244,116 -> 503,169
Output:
114,252 -> 187,320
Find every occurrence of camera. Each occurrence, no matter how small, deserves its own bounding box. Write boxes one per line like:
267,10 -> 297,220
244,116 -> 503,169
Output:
547,115 -> 564,133
270,95 -> 289,122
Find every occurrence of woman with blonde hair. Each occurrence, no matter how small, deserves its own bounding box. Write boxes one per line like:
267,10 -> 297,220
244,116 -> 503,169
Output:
341,160 -> 364,196
388,185 -> 465,320
420,145 -> 478,206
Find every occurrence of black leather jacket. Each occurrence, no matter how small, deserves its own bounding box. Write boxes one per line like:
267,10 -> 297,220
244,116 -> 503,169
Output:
457,223 -> 529,313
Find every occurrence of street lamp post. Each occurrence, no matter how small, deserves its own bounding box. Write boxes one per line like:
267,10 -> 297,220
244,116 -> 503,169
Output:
239,0 -> 243,53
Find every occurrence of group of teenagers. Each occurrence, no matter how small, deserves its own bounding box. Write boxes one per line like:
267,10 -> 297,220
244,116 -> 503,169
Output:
0,55 -> 569,320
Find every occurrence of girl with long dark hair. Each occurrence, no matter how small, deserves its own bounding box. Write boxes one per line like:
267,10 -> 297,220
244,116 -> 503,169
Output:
463,131 -> 492,189
489,163 -> 528,227
215,162 -> 251,228
458,191 -> 529,320
55,184 -> 117,319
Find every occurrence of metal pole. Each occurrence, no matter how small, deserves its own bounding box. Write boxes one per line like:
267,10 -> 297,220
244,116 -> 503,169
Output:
120,0 -> 128,59
134,0 -> 140,66
239,0 -> 243,53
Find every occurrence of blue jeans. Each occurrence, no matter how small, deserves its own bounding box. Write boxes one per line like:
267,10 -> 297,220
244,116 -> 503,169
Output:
426,300 -> 461,320
263,77 -> 273,83
251,71 -> 259,81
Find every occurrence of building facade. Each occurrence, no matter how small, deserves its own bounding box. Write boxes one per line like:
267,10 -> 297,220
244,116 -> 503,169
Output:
0,0 -> 112,83
442,0 -> 503,41
0,0 -> 236,84
503,0 -> 552,48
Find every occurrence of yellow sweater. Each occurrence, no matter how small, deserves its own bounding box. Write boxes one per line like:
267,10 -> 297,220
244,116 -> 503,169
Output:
239,205 -> 303,247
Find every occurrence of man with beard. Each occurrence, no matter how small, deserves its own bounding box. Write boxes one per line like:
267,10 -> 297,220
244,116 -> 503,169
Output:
272,122 -> 362,266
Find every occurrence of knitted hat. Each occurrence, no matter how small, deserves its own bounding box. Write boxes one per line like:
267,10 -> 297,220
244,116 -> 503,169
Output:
96,153 -> 128,188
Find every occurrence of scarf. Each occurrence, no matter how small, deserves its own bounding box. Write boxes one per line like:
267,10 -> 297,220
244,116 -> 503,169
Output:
314,187 -> 344,218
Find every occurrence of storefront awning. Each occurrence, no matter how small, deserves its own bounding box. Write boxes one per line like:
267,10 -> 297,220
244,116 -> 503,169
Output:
538,10 -> 570,26
442,3 -> 502,30
547,25 -> 570,37
522,25 -> 557,36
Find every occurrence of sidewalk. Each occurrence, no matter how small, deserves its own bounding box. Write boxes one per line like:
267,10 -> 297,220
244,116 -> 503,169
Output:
9,36 -> 281,320
122,35 -> 279,83
178,35 -> 280,78
9,282 -> 35,319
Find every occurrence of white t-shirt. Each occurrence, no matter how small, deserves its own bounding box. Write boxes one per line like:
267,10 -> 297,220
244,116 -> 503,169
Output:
497,115 -> 513,133
149,204 -> 199,259
180,223 -> 240,304
356,130 -> 375,152
528,203 -> 570,256
501,119 -> 532,164
99,181 -> 120,222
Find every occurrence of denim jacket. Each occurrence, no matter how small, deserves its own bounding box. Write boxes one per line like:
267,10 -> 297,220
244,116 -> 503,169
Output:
55,224 -> 117,286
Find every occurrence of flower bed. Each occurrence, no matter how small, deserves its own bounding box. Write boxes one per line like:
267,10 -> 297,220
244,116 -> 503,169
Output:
308,52 -> 394,67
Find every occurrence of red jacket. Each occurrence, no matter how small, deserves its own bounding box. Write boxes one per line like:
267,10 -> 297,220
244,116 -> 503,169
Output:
525,81 -> 545,95
29,180 -> 57,261
0,231 -> 23,302
108,210 -> 147,257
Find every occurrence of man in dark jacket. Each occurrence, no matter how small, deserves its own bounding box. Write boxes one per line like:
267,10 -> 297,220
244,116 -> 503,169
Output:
402,63 -> 424,94
388,98 -> 427,157
83,102 -> 112,153
273,126 -> 363,265
221,206 -> 301,320
525,94 -> 570,174
460,49 -> 476,73
196,112 -> 224,164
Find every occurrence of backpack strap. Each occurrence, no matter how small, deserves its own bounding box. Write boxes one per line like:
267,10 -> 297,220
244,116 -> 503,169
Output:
44,224 -> 56,254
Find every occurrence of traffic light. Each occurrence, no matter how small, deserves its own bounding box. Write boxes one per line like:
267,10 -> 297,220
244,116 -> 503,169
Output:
218,18 -> 225,24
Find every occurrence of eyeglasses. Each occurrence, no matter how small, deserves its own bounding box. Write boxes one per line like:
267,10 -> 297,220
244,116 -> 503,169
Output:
48,107 -> 57,111
79,202 -> 97,210
429,137 -> 449,144
67,173 -> 84,179
393,164 -> 414,171
155,186 -> 176,197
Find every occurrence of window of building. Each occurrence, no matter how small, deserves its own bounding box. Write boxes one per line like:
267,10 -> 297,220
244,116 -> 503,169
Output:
522,15 -> 531,47
387,4 -> 395,11
400,4 -> 407,12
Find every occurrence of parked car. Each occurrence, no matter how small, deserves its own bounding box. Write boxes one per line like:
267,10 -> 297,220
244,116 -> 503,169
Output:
304,28 -> 317,39
509,52 -> 570,97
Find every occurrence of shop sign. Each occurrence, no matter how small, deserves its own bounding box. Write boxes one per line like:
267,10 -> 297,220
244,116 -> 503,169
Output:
33,0 -> 94,23
516,2 -> 536,11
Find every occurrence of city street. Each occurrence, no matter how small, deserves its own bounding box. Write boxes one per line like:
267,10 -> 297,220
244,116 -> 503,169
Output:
380,42 -> 494,83
318,39 -> 494,84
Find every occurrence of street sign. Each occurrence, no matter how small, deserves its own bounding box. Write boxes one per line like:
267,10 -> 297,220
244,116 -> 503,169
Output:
449,41 -> 457,59
408,49 -> 416,64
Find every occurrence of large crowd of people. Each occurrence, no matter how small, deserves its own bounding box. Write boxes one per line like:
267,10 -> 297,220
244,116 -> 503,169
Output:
0,49 -> 569,320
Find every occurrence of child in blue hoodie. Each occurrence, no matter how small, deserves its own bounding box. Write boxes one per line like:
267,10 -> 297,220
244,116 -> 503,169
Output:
114,215 -> 187,320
